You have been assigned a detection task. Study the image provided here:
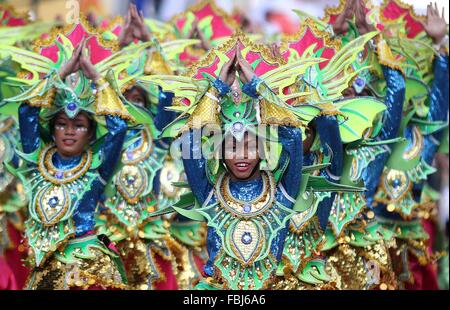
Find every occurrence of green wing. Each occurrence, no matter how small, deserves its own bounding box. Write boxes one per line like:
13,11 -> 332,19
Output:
137,74 -> 209,107
160,39 -> 200,60
0,22 -> 53,46
0,45 -> 53,85
292,9 -> 331,33
333,97 -> 386,143
259,57 -> 325,98
310,31 -> 379,103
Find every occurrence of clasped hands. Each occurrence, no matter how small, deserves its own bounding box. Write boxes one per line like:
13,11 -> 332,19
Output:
218,44 -> 256,87
58,38 -> 100,82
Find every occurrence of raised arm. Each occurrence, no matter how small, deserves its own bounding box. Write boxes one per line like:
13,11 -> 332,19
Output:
241,74 -> 303,199
378,66 -> 406,141
180,129 -> 212,205
179,75 -> 231,205
315,115 -> 343,180
362,66 -> 405,205
313,115 -> 344,228
422,55 -> 449,165
277,125 -> 303,199
18,103 -> 41,154
97,115 -> 128,182
154,87 -> 176,149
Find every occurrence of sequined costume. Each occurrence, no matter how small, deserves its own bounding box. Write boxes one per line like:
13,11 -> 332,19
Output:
16,83 -> 128,289
0,117 -> 29,290
0,16 -> 149,289
321,65 -> 405,290
98,89 -> 184,290
179,102 -> 302,289
0,5 -> 50,289
140,31 -> 387,289
95,21 -> 206,288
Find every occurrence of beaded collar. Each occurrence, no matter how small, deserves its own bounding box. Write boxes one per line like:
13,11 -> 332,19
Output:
215,171 -> 276,219
38,144 -> 93,185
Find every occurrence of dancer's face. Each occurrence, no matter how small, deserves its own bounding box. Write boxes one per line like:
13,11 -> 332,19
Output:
124,86 -> 147,108
224,132 -> 261,181
53,112 -> 93,158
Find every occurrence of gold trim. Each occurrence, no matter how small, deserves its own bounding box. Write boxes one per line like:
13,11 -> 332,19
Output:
185,30 -> 286,79
28,85 -> 56,108
100,15 -> 124,34
213,250 -> 279,289
32,13 -> 119,56
375,35 -> 406,76
380,0 -> 426,24
38,144 -> 92,185
322,0 -> 346,23
228,221 -> 266,268
216,171 -> 276,219
169,0 -> 239,33
34,185 -> 71,227
280,17 -> 341,55
95,77 -> 134,120
121,127 -> 154,165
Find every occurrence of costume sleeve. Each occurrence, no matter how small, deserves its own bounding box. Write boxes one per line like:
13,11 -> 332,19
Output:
18,78 -> 55,154
362,66 -> 406,205
18,103 -> 41,154
314,115 -> 344,228
180,129 -> 213,205
72,116 -> 128,236
97,115 -> 128,182
212,78 -> 231,97
422,55 -> 449,165
154,87 -> 176,149
75,86 -> 128,236
94,78 -> 130,182
277,126 -> 303,200
378,66 -> 406,141
315,115 -> 343,180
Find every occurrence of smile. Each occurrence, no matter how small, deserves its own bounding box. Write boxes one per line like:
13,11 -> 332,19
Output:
234,162 -> 251,172
62,139 -> 77,146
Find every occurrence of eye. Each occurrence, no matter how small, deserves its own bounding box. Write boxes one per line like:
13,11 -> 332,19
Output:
55,123 -> 67,130
75,124 -> 88,132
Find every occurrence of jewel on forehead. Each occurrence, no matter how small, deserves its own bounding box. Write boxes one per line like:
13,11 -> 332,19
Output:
355,77 -> 365,87
67,103 -> 77,111
232,122 -> 244,132
55,171 -> 64,179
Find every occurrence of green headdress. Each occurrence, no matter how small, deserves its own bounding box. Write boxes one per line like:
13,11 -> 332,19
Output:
277,15 -> 387,143
137,32 -> 323,141
376,0 -> 438,116
0,15 -> 157,136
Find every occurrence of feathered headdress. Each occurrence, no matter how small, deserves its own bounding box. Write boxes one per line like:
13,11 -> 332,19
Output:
0,15 -> 157,140
137,31 -> 325,142
279,18 -> 386,143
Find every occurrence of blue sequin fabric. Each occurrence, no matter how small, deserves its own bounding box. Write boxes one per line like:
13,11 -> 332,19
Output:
362,66 -> 406,207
